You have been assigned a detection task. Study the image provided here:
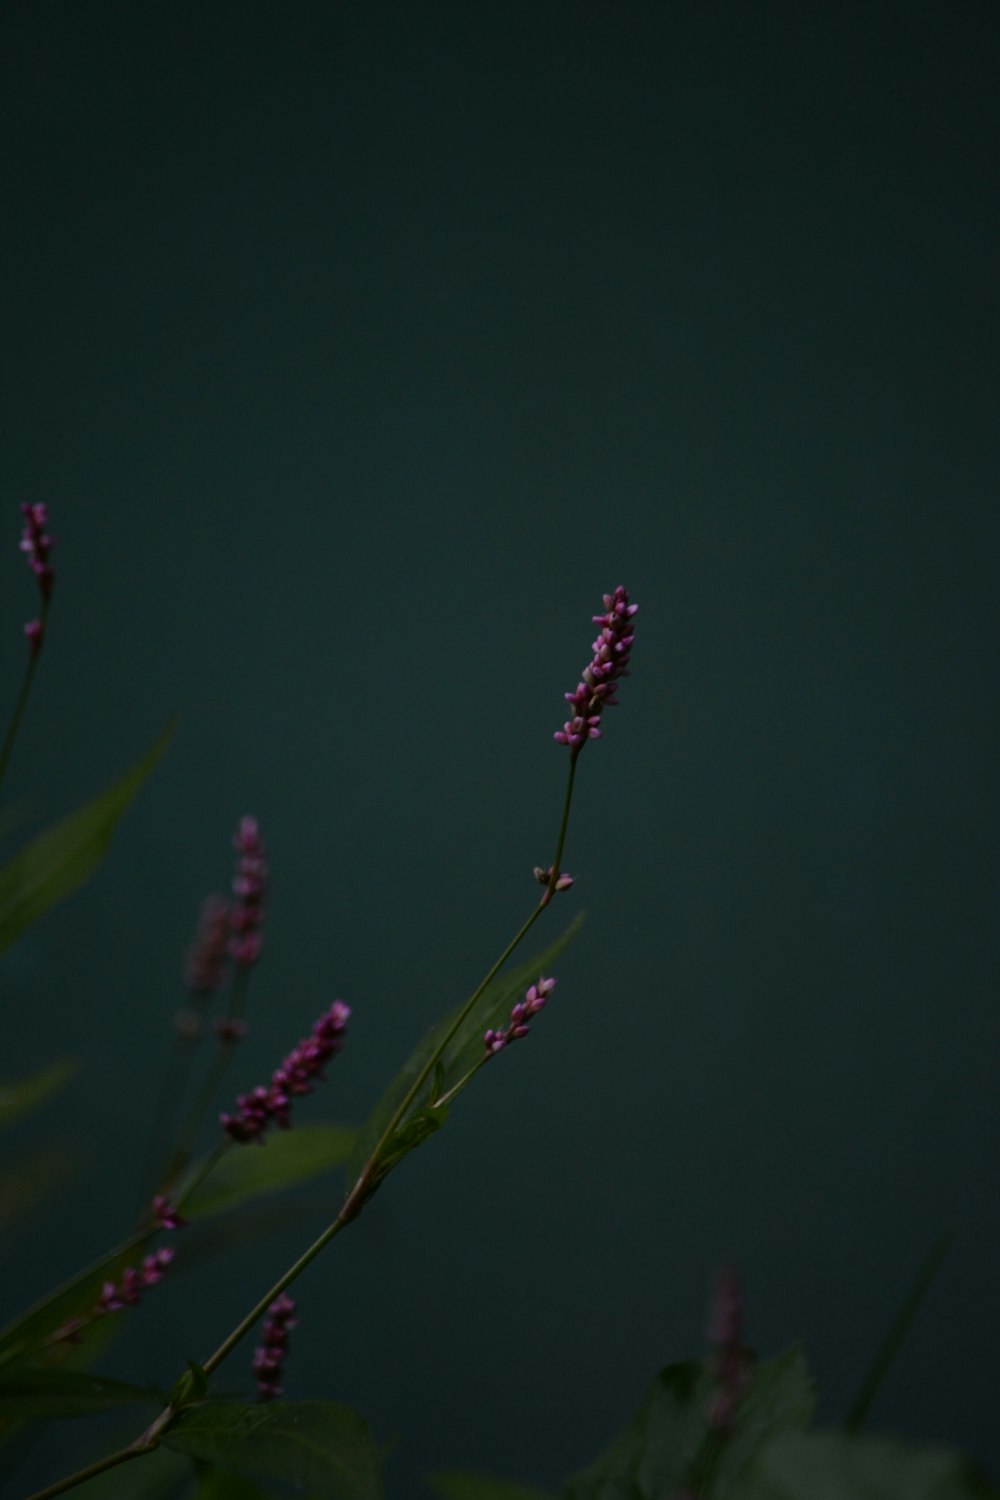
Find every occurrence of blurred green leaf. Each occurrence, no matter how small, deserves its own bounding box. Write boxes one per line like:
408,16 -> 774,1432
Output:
162,1400 -> 383,1500
346,915 -> 582,1189
565,1348 -> 815,1500
0,720 -> 175,955
0,1138 -> 83,1241
0,1367 -> 164,1417
184,1124 -> 357,1219
426,1472 -> 557,1500
0,1057 -> 79,1128
195,1469 -> 274,1499
741,1428 -> 1000,1499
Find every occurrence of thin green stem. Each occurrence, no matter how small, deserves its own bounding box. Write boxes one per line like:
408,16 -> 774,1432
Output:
0,599 -> 48,796
24,1436 -> 155,1500
845,1230 -> 954,1430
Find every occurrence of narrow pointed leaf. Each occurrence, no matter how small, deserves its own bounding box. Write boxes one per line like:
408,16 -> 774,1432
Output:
0,721 -> 175,954
162,1400 -> 383,1500
183,1124 -> 357,1219
427,1472 -> 558,1500
346,915 -> 582,1189
741,1429 -> 1000,1499
0,1058 -> 79,1128
196,1470 -> 276,1500
0,1139 -> 83,1241
565,1347 -> 815,1499
0,1367 -> 164,1417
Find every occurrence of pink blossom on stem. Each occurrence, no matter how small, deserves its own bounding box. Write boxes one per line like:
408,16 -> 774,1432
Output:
96,1249 -> 175,1316
221,1000 -> 351,1144
19,503 -> 55,601
152,1194 -> 188,1230
253,1294 -> 297,1401
484,977 -> 556,1056
229,816 -> 267,966
533,864 -> 574,892
554,585 -> 638,754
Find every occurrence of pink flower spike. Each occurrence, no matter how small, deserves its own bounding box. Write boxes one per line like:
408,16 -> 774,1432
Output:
24,618 -> 43,658
554,586 -> 637,756
483,977 -> 556,1057
19,502 -> 55,601
222,1000 -> 351,1145
184,894 -> 232,994
253,1295 -> 298,1402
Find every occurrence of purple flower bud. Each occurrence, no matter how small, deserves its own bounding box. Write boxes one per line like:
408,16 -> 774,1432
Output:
222,1001 -> 351,1145
253,1294 -> 298,1402
483,977 -> 556,1057
152,1194 -> 188,1230
533,865 -> 575,892
554,586 -> 637,755
19,502 -> 55,603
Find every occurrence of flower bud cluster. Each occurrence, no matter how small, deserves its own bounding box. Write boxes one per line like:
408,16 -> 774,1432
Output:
229,815 -> 268,966
253,1294 -> 298,1401
19,502 -> 55,656
97,1249 -> 175,1315
484,977 -> 556,1055
221,1000 -> 351,1143
532,865 -> 574,892
152,1194 -> 187,1230
554,585 -> 638,752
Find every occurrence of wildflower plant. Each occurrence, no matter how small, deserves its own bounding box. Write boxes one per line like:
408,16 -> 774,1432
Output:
0,510 -> 993,1500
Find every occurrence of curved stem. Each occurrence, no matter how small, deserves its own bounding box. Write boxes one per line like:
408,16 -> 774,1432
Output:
24,1435 -> 154,1500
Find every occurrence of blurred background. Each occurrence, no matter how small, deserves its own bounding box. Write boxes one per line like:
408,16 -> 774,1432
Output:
1,0 -> 998,1493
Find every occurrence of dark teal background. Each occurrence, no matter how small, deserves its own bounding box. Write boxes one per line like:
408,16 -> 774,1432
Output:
2,1 -> 998,1494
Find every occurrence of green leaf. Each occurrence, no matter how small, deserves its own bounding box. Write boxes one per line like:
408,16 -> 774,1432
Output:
184,1124 -> 357,1219
162,1400 -> 383,1500
0,720 -> 175,955
564,1347 -> 816,1500
0,1367 -> 165,1417
0,1058 -> 80,1128
741,1428 -> 1000,1499
0,1139 -> 84,1241
195,1469 -> 276,1500
426,1471 -> 557,1500
346,915 -> 582,1190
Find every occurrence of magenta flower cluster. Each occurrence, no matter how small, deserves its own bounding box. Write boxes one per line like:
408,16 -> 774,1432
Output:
97,1248 -> 175,1314
229,815 -> 267,966
221,1000 -> 351,1143
19,502 -> 55,656
252,1294 -> 298,1402
555,585 -> 638,753
152,1194 -> 187,1230
484,977 -> 556,1055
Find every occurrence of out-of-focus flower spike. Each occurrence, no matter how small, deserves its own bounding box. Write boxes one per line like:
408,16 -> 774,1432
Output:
707,1265 -> 751,1434
19,503 -> 55,601
152,1194 -> 188,1230
229,815 -> 267,967
253,1294 -> 298,1402
184,894 -> 232,995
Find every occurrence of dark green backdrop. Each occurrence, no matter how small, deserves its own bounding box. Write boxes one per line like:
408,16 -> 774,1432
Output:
2,1 -> 998,1494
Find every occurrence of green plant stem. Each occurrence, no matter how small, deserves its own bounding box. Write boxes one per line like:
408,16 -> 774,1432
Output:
24,1435 -> 155,1500
845,1230 -> 954,1430
28,753 -> 583,1497
158,966 -> 253,1194
0,599 -> 48,796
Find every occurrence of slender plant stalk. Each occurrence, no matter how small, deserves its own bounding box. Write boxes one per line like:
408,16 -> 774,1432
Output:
0,599 -> 48,795
845,1230 -> 954,1430
25,757 -> 582,1500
